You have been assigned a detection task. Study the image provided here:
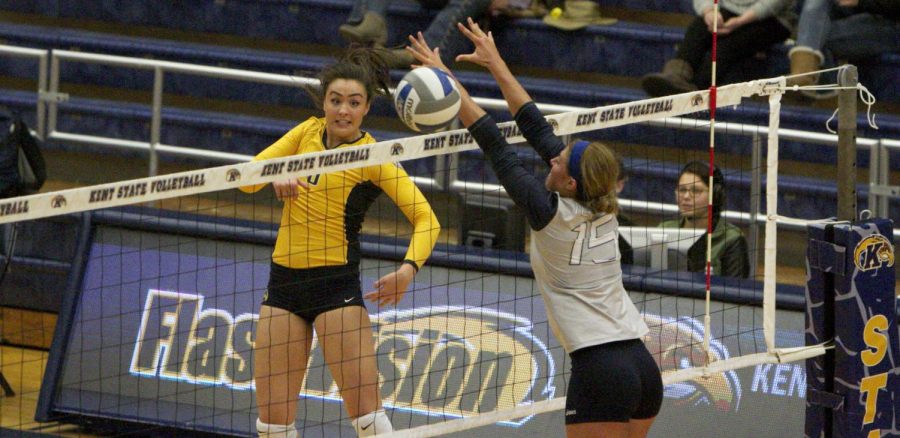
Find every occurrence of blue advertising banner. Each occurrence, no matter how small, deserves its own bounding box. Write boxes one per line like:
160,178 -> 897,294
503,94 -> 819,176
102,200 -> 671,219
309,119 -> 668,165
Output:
43,225 -> 812,437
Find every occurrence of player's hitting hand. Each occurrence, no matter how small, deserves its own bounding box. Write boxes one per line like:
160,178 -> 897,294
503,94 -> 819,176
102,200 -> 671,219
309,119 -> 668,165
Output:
364,263 -> 416,307
272,178 -> 309,201
455,18 -> 504,71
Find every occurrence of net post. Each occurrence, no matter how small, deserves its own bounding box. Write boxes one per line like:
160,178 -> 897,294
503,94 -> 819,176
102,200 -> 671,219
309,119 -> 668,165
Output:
805,219 -> 898,437
836,65 -> 858,222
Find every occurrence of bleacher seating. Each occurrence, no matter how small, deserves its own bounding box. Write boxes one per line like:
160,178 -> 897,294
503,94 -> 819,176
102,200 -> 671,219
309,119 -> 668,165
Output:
0,1 -> 896,220
596,0 -> 694,14
0,20 -> 896,171
0,0 -> 896,101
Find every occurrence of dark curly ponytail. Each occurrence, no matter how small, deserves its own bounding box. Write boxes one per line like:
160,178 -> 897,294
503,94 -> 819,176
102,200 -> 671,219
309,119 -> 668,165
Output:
307,46 -> 392,108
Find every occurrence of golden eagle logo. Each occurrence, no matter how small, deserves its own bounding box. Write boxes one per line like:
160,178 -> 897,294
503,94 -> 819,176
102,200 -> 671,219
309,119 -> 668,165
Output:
643,314 -> 742,412
344,306 -> 557,426
854,234 -> 894,271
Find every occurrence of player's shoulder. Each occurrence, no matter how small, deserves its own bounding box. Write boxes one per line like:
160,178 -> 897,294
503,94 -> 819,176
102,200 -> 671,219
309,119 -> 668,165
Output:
285,117 -> 324,139
555,196 -> 590,219
358,130 -> 377,145
300,117 -> 325,132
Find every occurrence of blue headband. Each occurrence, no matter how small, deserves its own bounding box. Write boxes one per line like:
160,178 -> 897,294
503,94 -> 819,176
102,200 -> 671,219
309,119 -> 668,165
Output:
568,140 -> 589,200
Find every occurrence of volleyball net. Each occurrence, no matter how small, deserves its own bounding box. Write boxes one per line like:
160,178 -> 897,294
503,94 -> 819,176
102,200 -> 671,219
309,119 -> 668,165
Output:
1,76 -> 846,437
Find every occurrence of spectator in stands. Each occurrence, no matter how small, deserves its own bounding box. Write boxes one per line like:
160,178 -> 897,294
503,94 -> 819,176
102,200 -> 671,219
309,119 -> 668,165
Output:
240,47 -> 440,438
406,21 -> 663,437
658,161 -> 750,278
338,0 -> 502,68
615,154 -> 635,265
641,0 -> 795,97
787,0 -> 899,87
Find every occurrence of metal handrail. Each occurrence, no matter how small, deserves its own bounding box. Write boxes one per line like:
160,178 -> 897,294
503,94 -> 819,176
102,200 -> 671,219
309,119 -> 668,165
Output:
4,46 -> 893,239
0,45 -> 49,140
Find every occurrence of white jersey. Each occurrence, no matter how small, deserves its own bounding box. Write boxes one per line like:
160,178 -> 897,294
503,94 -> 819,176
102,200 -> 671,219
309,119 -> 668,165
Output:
530,196 -> 649,353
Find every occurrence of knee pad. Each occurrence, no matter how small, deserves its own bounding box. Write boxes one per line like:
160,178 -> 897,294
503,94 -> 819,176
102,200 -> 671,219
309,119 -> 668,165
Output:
351,409 -> 392,436
256,418 -> 298,438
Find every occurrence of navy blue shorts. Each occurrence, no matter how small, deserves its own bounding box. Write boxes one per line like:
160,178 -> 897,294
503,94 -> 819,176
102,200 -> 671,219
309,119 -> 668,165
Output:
565,339 -> 663,424
262,262 -> 365,323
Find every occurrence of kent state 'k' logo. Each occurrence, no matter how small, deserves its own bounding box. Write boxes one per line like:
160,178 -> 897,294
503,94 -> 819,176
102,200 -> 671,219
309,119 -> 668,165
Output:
853,234 -> 894,271
691,94 -> 704,107
51,195 -> 67,208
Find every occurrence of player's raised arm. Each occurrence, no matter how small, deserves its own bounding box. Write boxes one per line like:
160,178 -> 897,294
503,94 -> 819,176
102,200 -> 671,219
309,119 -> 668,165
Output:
454,19 -> 563,165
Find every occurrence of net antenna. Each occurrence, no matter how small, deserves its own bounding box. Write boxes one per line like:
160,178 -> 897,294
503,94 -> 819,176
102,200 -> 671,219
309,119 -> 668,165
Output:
703,0 -> 721,361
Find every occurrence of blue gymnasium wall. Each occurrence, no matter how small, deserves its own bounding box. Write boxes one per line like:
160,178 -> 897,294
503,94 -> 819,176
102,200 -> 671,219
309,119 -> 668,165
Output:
32,208 -> 811,437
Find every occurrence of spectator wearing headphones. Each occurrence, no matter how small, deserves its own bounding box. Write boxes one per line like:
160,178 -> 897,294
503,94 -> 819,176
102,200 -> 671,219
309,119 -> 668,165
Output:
658,161 -> 750,278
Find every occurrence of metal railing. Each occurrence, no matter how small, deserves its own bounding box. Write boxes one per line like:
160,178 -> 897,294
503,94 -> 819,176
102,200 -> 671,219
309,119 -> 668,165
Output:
0,45 -> 48,140
1,45 -> 896,240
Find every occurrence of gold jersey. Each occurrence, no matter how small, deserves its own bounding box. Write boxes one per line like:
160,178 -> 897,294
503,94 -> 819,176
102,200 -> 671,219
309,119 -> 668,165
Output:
241,117 -> 440,269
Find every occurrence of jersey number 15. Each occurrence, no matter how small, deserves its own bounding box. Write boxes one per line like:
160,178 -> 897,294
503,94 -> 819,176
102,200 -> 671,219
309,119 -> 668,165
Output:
570,217 -> 617,265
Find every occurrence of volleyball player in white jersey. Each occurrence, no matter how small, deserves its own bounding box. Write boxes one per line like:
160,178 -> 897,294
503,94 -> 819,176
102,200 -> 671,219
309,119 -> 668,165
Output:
405,21 -> 663,437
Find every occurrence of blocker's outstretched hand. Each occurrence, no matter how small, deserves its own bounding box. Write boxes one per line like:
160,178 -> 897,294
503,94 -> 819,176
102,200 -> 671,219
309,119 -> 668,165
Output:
455,18 -> 505,71
405,32 -> 452,76
405,29 -> 485,126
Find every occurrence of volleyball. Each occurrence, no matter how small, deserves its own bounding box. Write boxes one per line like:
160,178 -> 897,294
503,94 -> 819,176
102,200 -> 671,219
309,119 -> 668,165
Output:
392,67 -> 461,133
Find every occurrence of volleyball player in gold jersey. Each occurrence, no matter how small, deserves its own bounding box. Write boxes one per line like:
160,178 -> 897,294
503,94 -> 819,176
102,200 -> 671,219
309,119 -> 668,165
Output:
241,48 -> 441,437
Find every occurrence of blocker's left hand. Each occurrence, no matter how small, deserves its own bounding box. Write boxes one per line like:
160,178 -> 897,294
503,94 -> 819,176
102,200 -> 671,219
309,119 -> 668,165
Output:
364,263 -> 416,307
455,18 -> 503,71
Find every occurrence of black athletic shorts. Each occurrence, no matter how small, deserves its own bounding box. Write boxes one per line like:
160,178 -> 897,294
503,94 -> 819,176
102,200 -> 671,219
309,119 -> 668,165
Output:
565,338 -> 663,424
262,262 -> 365,323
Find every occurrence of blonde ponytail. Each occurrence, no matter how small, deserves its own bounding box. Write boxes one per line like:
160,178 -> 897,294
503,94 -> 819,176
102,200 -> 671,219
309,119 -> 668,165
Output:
577,142 -> 619,215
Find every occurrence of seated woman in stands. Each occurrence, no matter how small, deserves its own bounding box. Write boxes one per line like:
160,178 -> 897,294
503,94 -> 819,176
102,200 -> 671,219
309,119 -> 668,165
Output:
787,0 -> 899,88
658,161 -> 750,278
641,0 -> 794,97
